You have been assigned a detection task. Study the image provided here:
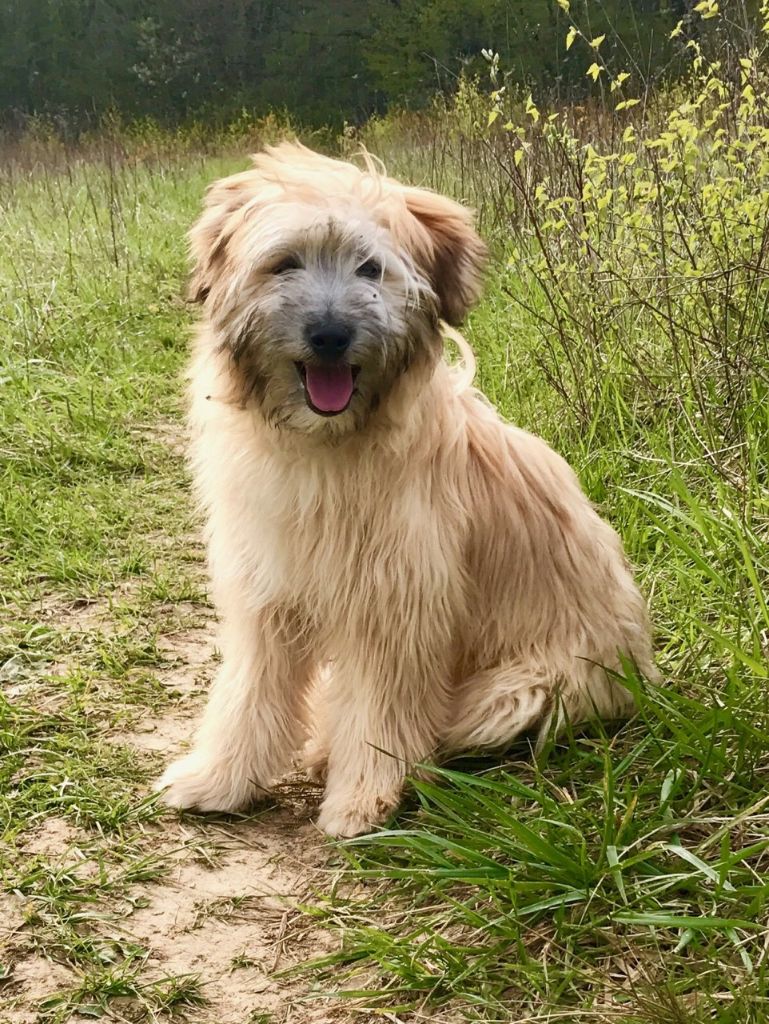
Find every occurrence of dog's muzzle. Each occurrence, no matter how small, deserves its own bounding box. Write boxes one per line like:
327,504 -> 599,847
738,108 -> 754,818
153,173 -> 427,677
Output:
298,320 -> 359,415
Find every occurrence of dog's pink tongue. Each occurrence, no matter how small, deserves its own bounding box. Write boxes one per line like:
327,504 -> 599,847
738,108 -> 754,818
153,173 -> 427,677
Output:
304,364 -> 354,413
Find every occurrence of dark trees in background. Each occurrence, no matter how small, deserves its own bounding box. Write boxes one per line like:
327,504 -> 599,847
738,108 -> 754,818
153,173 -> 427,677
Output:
0,0 -> 749,128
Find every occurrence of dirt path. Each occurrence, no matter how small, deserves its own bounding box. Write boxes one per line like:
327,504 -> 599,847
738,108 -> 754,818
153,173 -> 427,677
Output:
3,609 -> 361,1024
115,619 -> 339,1023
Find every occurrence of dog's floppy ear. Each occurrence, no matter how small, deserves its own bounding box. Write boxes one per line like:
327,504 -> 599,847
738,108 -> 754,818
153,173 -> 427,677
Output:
400,187 -> 487,326
188,172 -> 255,303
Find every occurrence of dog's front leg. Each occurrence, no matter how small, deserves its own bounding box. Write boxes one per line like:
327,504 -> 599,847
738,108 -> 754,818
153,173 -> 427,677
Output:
316,649 -> 449,837
156,602 -> 311,813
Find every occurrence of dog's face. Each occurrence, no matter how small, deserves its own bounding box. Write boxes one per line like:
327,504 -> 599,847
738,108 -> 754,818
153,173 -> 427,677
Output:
189,144 -> 486,437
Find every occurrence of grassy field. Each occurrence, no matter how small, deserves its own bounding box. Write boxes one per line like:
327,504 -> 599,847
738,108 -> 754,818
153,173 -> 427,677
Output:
1,55 -> 768,1024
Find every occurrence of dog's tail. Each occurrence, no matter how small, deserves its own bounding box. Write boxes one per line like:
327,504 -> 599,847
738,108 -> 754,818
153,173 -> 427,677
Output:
441,323 -> 477,393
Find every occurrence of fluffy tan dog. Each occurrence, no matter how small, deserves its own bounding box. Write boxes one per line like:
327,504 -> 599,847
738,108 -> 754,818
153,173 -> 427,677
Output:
157,142 -> 656,837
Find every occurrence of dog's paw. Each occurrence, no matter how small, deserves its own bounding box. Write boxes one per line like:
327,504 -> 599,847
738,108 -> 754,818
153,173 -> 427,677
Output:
155,753 -> 266,813
316,790 -> 399,838
301,737 -> 329,785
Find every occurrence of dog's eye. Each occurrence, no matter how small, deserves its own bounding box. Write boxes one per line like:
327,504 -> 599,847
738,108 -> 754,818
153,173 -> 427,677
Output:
356,259 -> 382,279
272,256 -> 301,275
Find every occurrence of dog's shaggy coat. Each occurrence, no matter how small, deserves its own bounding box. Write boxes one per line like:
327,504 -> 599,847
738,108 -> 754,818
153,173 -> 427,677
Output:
157,143 -> 656,836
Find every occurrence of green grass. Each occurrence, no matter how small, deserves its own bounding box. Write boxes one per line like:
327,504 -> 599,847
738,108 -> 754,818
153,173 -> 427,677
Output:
0,144 -> 245,1018
39,967 -> 208,1023
1,87 -> 768,1022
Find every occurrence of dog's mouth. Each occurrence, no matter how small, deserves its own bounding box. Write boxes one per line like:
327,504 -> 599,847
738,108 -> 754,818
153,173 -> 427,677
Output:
295,362 -> 360,416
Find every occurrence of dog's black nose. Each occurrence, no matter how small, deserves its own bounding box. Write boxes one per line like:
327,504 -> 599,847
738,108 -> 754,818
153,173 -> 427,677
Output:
307,322 -> 352,361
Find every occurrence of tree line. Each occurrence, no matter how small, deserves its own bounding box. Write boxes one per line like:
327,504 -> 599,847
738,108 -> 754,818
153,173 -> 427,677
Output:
0,1 -> 751,129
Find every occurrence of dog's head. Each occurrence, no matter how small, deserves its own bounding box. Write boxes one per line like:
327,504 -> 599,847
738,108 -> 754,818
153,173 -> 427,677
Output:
189,143 -> 486,435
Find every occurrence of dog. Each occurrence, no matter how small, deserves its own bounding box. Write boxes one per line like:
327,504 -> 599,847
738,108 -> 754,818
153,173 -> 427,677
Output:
156,142 -> 656,837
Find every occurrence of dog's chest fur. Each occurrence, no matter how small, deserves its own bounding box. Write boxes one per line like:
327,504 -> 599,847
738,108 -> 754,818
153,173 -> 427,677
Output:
197,405 -> 469,654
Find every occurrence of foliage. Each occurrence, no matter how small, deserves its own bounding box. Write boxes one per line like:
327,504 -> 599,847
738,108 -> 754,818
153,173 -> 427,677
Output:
0,0 -> 710,129
364,0 -> 684,106
496,11 -> 769,456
